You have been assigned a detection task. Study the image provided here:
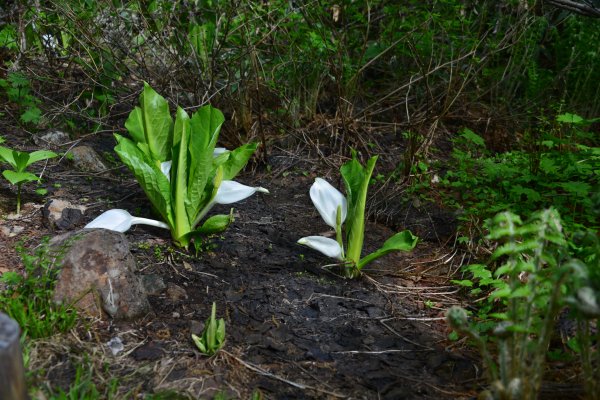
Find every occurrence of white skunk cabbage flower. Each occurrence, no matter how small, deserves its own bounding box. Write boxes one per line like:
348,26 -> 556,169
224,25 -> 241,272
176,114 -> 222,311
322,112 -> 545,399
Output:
309,178 -> 347,228
297,236 -> 343,260
85,209 -> 170,233
214,180 -> 269,204
298,178 -> 347,260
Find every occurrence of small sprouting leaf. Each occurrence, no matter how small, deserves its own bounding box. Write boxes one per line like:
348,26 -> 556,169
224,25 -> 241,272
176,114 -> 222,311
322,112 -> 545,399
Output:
192,302 -> 226,356
556,113 -> 584,124
460,128 -> 485,147
20,107 -> 42,124
451,279 -> 474,287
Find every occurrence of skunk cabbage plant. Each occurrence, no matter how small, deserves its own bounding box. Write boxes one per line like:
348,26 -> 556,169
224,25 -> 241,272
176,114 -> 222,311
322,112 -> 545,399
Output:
298,152 -> 418,278
110,83 -> 267,248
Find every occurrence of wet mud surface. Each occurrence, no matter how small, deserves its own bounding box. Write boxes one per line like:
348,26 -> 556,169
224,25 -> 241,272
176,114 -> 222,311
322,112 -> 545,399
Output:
0,129 -> 499,398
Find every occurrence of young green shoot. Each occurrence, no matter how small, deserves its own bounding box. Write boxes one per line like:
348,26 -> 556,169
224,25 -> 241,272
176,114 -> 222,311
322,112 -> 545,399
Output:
298,152 -> 418,278
192,302 -> 225,356
0,145 -> 57,214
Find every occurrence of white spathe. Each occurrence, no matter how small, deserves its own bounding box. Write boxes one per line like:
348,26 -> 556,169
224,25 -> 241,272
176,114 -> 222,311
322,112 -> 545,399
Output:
214,180 -> 269,204
84,209 -> 170,233
297,236 -> 343,260
309,178 -> 347,229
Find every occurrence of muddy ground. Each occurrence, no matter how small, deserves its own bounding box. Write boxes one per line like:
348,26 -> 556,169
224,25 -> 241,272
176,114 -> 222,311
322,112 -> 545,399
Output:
0,125 -> 583,399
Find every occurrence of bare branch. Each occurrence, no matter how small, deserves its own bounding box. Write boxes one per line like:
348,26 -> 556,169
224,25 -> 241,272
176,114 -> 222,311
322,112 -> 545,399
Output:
545,0 -> 600,17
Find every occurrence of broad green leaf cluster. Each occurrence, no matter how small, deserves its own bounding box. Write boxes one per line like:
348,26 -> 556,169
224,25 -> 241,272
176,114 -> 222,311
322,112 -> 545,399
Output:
114,83 -> 260,248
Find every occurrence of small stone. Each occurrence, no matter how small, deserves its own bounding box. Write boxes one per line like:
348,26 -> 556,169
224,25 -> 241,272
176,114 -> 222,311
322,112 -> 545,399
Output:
141,274 -> 166,295
0,225 -> 24,237
70,145 -> 108,173
42,199 -> 87,230
106,337 -> 124,356
172,312 -> 180,318
34,130 -> 70,147
166,283 -> 188,302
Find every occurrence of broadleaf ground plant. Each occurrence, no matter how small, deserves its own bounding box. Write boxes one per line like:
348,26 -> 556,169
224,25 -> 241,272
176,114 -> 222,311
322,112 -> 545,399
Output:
298,152 -> 418,278
0,145 -> 57,214
112,83 -> 267,249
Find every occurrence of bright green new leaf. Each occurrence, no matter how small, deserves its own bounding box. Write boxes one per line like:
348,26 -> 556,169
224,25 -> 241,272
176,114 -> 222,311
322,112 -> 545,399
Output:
3,170 -> 39,185
358,230 -> 418,269
192,302 -> 225,356
124,82 -> 173,161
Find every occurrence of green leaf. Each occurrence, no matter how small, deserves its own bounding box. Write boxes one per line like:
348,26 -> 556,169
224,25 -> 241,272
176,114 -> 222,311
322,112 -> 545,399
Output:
451,279 -> 474,287
172,107 -> 192,242
12,151 -> 30,172
3,170 -> 39,185
460,128 -> 485,147
556,113 -> 584,124
114,134 -> 173,227
26,150 -> 57,167
185,105 -> 225,222
341,151 -> 378,266
0,146 -> 17,168
125,83 -> 173,161
219,142 -> 257,181
20,107 -> 42,124
358,230 -> 418,269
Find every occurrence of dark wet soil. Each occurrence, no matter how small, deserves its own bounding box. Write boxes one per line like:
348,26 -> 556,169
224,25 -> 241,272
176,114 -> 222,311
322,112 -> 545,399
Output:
0,127 -> 583,399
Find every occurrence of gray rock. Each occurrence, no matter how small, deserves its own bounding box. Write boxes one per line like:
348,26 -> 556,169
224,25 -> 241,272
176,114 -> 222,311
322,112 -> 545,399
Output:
42,199 -> 87,230
70,146 -> 108,173
34,130 -> 70,147
51,229 -> 150,319
141,274 -> 166,295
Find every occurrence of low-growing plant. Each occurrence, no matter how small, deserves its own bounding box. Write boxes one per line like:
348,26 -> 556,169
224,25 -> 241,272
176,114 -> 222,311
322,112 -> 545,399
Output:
0,239 -> 77,339
441,115 -> 599,236
0,145 -> 57,214
192,302 -> 225,356
447,209 -> 574,400
566,209 -> 600,399
0,72 -> 43,125
108,83 -> 267,249
297,151 -> 418,278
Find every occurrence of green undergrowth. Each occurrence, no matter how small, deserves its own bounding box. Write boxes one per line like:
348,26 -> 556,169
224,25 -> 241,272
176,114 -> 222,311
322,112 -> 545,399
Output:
0,238 -> 77,339
440,113 -> 599,238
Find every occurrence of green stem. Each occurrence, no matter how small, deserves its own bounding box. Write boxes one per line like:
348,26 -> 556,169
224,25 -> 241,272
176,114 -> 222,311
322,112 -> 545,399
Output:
16,183 -> 22,214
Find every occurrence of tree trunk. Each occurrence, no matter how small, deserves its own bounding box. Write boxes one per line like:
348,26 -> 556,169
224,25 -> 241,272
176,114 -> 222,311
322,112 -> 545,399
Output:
0,313 -> 27,400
